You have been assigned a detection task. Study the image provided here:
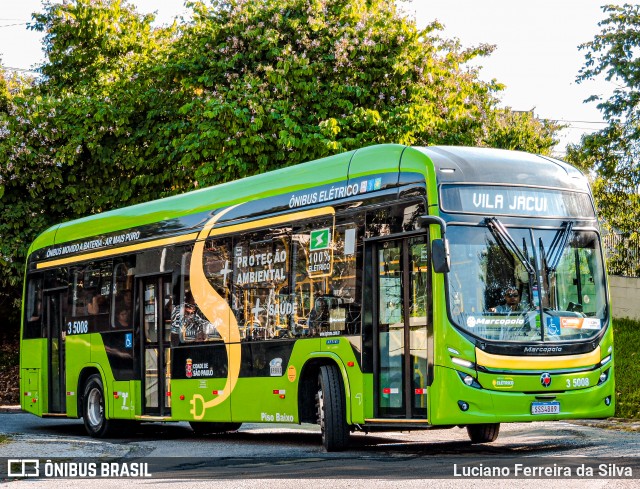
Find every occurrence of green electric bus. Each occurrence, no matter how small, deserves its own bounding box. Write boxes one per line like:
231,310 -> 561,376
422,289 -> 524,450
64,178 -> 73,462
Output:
20,144 -> 614,451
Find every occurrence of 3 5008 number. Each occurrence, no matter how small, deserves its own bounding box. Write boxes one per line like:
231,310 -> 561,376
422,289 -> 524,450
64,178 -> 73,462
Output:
67,320 -> 88,334
566,377 -> 590,388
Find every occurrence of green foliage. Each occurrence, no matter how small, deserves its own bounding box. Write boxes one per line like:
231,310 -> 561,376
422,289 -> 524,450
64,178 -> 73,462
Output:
0,72 -> 9,114
0,0 -> 560,333
567,4 -> 640,267
160,0 -> 558,187
612,318 -> 640,419
577,4 -> 640,123
0,338 -> 18,371
31,0 -> 160,91
483,109 -> 562,152
0,333 -> 19,406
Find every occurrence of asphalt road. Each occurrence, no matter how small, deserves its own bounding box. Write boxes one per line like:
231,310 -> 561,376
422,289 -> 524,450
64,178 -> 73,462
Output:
0,409 -> 639,488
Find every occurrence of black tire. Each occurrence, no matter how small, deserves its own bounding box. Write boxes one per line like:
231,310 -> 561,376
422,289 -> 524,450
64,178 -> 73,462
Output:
316,364 -> 350,451
82,374 -> 117,438
467,423 -> 500,443
189,422 -> 242,435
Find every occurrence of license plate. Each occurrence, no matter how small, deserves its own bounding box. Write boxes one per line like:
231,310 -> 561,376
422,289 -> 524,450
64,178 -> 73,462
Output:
531,401 -> 560,415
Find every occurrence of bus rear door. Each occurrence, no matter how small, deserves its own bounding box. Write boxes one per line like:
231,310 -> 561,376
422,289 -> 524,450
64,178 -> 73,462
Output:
137,275 -> 172,417
44,289 -> 66,414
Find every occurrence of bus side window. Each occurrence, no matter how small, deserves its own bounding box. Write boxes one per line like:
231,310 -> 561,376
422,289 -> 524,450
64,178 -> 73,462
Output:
292,218 -> 363,337
112,258 -> 134,328
292,217 -> 334,337
365,202 -> 424,239
24,276 -> 43,339
71,261 -> 112,330
200,237 -> 233,342
331,222 -> 363,335
232,229 -> 292,341
174,249 -> 222,344
204,238 -> 232,300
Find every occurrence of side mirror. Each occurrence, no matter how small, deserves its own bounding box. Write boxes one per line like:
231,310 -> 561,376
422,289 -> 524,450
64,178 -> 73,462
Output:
419,214 -> 450,274
432,238 -> 450,274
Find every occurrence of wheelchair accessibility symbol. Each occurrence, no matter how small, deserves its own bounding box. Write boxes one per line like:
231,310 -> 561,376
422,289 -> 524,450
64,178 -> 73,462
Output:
125,333 -> 133,349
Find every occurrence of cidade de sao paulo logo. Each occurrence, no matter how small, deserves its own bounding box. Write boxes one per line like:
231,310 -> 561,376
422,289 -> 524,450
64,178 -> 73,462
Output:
185,358 -> 213,378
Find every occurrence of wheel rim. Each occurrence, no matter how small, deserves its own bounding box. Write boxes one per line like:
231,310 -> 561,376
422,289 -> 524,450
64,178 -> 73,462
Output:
316,386 -> 325,439
86,387 -> 104,429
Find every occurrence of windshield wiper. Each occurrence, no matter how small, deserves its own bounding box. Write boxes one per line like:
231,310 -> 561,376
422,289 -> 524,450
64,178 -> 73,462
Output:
539,221 -> 577,318
485,217 -> 536,277
542,221 -> 574,273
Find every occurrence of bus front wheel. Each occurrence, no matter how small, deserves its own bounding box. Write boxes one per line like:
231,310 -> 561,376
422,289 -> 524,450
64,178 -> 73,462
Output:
316,364 -> 350,451
82,374 -> 117,438
467,423 -> 500,443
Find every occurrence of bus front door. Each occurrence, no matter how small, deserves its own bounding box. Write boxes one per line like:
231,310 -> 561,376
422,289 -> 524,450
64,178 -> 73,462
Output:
373,237 -> 430,419
138,275 -> 172,416
44,290 -> 66,414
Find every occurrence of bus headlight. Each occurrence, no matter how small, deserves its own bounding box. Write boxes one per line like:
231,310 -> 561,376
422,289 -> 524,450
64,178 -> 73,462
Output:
451,357 -> 475,369
600,355 -> 612,367
457,371 -> 482,389
598,368 -> 610,386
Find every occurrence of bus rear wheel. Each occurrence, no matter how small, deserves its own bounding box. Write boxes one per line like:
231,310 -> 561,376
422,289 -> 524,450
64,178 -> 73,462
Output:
316,364 -> 350,452
82,374 -> 117,438
467,423 -> 500,443
189,422 -> 242,435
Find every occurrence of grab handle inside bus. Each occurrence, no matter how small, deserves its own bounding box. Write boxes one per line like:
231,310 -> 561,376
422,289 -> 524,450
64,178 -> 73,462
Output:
419,215 -> 450,274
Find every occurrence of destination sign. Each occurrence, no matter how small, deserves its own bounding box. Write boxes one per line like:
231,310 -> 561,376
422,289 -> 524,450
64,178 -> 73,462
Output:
440,185 -> 595,218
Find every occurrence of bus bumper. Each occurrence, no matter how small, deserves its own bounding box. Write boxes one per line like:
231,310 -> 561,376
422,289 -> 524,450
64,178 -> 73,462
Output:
429,366 -> 616,425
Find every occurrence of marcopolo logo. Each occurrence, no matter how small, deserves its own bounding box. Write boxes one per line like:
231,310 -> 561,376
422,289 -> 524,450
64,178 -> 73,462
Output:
466,316 -> 525,328
524,346 -> 563,354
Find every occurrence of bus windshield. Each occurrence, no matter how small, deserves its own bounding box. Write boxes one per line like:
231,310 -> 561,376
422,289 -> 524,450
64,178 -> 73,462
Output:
447,224 -> 608,342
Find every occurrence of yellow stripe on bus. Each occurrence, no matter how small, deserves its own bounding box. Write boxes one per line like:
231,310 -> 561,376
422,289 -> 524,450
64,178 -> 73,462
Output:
475,346 -> 601,370
35,206 -> 336,270
36,232 -> 200,270
188,204 -> 242,418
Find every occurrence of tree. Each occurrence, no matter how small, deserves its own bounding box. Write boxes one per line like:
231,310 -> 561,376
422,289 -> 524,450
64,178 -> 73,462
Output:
0,68 -> 37,335
0,0 -> 173,334
157,0 -> 559,187
0,0 -> 560,334
0,65 -> 10,114
567,3 -> 640,276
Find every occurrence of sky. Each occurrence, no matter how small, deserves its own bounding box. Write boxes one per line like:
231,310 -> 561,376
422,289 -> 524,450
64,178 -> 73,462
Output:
0,0 -> 623,155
